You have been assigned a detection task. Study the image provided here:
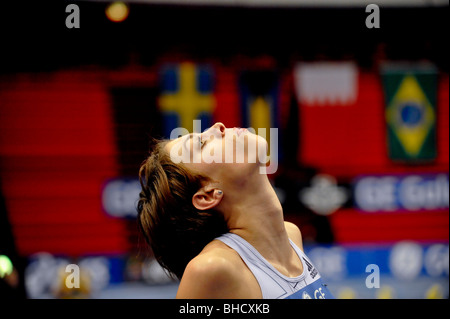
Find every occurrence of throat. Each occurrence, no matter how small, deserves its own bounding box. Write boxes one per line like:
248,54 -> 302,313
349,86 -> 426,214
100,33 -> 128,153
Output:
224,173 -> 298,274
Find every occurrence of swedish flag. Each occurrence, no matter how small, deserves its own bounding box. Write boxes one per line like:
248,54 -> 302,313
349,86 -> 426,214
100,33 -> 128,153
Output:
158,62 -> 215,137
381,65 -> 438,161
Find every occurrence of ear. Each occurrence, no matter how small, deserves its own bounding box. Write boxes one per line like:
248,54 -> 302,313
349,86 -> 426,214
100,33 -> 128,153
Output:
192,187 -> 223,211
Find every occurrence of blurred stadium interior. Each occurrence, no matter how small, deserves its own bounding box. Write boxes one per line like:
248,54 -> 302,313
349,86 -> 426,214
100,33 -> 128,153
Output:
0,0 -> 448,299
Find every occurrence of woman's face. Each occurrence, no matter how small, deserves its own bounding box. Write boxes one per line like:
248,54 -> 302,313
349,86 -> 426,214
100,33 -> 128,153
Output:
165,122 -> 267,183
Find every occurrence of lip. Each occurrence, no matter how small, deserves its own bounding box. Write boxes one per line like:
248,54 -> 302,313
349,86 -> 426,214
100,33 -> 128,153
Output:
234,127 -> 247,137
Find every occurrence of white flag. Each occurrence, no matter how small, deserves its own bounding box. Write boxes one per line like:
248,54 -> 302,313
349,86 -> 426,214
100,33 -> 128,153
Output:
294,62 -> 358,106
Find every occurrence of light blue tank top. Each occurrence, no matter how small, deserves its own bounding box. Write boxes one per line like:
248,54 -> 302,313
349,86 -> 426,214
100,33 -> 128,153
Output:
215,233 -> 335,299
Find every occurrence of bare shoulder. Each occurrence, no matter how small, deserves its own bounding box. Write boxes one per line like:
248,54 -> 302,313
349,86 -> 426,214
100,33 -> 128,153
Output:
176,240 -> 251,299
284,221 -> 304,251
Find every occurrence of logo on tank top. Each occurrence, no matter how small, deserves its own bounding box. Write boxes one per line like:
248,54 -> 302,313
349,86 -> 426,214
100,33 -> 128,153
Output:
302,257 -> 318,279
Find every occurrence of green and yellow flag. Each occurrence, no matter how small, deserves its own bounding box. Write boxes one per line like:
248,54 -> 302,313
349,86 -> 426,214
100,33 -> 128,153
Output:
381,64 -> 438,161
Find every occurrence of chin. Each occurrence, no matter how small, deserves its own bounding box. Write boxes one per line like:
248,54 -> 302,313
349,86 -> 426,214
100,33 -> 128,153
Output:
243,132 -> 268,166
249,132 -> 267,155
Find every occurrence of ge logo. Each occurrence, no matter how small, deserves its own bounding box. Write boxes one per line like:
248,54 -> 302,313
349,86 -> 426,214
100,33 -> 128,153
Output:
314,287 -> 326,299
301,288 -> 326,299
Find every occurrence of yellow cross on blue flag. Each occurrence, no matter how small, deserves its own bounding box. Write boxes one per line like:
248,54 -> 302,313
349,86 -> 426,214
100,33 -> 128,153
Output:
239,70 -> 281,161
158,62 -> 215,137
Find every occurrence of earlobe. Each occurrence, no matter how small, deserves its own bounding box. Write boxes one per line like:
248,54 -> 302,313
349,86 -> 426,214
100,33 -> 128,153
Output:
192,188 -> 223,211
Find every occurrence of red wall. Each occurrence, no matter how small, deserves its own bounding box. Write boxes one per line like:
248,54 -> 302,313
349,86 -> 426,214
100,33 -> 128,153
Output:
0,71 -> 130,256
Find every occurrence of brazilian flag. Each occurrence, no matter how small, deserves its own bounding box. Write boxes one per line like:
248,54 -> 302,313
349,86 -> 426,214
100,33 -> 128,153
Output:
381,64 -> 438,161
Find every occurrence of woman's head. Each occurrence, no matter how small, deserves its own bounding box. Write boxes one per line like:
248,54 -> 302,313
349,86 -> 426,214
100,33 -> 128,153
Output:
137,138 -> 228,280
137,122 -> 268,279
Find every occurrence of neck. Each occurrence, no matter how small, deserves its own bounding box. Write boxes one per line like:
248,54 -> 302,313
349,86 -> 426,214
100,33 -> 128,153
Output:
221,173 -> 291,262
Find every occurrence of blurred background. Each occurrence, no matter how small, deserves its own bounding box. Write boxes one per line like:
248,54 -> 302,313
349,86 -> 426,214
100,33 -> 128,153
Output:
0,0 -> 448,299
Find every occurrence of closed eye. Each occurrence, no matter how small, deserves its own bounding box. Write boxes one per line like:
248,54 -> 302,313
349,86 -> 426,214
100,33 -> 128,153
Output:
198,135 -> 206,148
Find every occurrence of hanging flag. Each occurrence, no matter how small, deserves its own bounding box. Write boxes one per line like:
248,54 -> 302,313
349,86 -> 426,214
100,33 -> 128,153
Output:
158,62 -> 215,137
292,62 -> 361,169
381,64 -> 438,161
239,70 -> 280,162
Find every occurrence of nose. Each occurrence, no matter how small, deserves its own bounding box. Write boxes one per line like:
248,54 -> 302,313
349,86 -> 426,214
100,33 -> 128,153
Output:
211,122 -> 226,137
